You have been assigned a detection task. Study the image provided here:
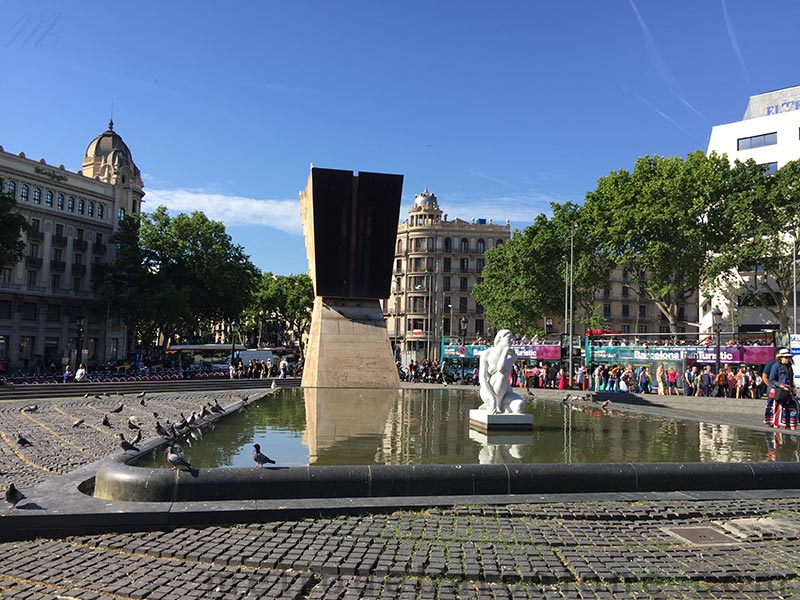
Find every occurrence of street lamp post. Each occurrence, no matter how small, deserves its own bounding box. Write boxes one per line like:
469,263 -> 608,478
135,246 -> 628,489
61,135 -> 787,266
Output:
230,320 -> 237,371
712,307 -> 723,378
75,315 -> 85,367
459,316 -> 468,381
568,222 -> 576,388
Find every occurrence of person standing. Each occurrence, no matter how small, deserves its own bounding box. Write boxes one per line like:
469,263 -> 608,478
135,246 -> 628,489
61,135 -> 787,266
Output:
700,365 -> 714,397
63,364 -> 72,384
768,348 -> 798,430
656,363 -> 666,395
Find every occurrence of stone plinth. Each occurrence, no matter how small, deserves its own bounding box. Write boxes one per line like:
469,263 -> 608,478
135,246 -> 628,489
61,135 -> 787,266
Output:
301,297 -> 399,388
469,409 -> 534,431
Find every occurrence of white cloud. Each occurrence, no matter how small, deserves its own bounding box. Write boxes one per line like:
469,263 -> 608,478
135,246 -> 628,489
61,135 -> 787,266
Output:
434,193 -> 559,227
144,188 -> 302,235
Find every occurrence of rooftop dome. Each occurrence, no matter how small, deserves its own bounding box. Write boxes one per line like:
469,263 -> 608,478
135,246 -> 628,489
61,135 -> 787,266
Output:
84,119 -> 136,171
412,187 -> 439,210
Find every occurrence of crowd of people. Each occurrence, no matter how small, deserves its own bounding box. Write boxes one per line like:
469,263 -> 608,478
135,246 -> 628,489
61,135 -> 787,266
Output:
228,356 -> 301,379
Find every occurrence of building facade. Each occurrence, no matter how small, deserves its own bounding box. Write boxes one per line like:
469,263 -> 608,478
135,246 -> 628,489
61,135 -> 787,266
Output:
704,85 -> 800,336
383,188 -> 511,361
0,121 -> 144,371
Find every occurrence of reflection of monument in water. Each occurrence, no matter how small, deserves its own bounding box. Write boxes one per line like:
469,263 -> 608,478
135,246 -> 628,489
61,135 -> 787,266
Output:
299,167 -> 404,388
303,388 -> 481,465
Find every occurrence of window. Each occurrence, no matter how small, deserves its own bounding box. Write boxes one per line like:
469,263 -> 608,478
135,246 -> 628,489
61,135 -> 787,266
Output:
737,132 -> 777,151
638,325 -> 648,334
51,273 -> 61,290
603,304 -> 611,318
74,253 -> 83,265
1,267 -> 12,283
5,180 -> 15,196
638,305 -> 647,318
31,218 -> 41,234
460,238 -> 469,253
425,257 -> 433,272
19,336 -> 35,361
68,196 -> 75,212
761,162 -> 778,175
460,258 -> 469,272
396,239 -> 403,254
477,239 -> 485,253
443,276 -> 451,291
88,201 -> 95,217
55,223 -> 64,237
45,190 -> 53,207
495,239 -> 503,247
32,187 -> 41,204
29,244 -> 39,258
621,324 -> 630,334
460,276 -> 468,291
21,302 -> 37,320
476,258 -> 485,272
76,228 -> 84,240
27,270 -> 37,287
97,203 -> 105,219
459,297 -> 468,312
0,300 -> 10,319
622,304 -> 630,317
73,277 -> 82,291
57,193 -> 64,210
95,232 -> 103,244
545,318 -> 554,334
603,285 -> 611,299
475,319 -> 484,336
20,184 -> 29,202
78,198 -> 85,214
622,269 -> 629,280
444,238 -> 452,252
46,304 -> 61,322
427,237 -> 434,252
621,286 -> 629,298
443,258 -> 451,273
118,208 -> 125,221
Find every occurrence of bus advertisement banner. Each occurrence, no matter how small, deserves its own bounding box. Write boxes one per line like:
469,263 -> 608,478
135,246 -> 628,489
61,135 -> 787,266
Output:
586,344 -> 774,365
442,344 -> 561,361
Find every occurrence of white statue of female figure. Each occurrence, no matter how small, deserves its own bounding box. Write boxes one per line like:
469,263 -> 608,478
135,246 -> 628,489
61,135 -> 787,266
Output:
478,329 -> 525,414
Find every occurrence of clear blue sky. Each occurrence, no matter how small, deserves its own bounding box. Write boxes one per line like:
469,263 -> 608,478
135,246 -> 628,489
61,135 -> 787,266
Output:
3,1 -> 799,275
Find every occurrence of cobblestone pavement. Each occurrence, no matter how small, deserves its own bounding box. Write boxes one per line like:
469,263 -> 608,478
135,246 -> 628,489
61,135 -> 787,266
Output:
2,389 -> 800,599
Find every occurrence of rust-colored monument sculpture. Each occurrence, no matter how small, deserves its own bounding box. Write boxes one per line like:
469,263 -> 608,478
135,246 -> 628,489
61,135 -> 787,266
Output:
300,167 -> 403,388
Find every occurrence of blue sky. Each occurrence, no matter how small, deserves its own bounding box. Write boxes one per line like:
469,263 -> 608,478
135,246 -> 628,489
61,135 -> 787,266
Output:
3,1 -> 799,275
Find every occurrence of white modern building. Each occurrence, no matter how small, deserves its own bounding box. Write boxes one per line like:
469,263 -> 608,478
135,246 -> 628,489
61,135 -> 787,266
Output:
704,85 -> 800,338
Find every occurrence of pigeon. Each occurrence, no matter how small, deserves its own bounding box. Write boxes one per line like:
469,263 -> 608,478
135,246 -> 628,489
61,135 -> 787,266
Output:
83,393 -> 90,398
210,399 -> 225,414
139,397 -> 147,407
271,380 -> 277,389
22,404 -> 38,413
72,418 -> 85,428
117,433 -> 139,452
127,417 -> 141,430
110,402 -> 123,413
166,446 -> 191,471
152,412 -> 159,420
601,400 -> 610,409
155,421 -> 169,437
94,394 -> 103,400
131,429 -> 142,445
137,391 -> 146,399
252,443 -> 275,468
16,433 -> 32,447
5,484 -> 25,509
199,405 -> 211,421
101,414 -> 112,427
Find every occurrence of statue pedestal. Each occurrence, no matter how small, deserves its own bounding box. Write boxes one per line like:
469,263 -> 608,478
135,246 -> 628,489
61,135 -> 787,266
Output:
469,409 -> 533,432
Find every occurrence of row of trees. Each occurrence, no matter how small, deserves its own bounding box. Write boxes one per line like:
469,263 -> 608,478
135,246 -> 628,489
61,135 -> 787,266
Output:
93,206 -> 313,357
473,151 -> 800,336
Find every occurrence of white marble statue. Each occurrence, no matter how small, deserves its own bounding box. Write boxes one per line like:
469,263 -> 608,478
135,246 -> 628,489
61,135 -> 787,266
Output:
478,329 -> 526,415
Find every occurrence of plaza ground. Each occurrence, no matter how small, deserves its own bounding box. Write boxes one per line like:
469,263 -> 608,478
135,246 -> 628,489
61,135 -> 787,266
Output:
1,384 -> 799,599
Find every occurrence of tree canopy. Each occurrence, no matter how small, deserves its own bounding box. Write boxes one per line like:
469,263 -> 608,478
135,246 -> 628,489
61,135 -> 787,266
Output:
94,206 -> 259,352
0,178 -> 31,269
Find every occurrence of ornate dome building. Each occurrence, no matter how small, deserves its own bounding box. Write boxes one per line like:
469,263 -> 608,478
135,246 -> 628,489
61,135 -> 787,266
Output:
0,122 -> 144,370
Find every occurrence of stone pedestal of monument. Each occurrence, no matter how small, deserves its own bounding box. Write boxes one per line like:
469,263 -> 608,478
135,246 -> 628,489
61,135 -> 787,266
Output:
302,298 -> 399,388
469,409 -> 533,432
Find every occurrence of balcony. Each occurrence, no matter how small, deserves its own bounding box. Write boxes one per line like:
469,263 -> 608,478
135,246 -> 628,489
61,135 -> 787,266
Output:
52,235 -> 68,247
50,260 -> 66,272
72,263 -> 87,275
73,239 -> 88,251
93,242 -> 107,255
25,256 -> 43,268
29,230 -> 44,242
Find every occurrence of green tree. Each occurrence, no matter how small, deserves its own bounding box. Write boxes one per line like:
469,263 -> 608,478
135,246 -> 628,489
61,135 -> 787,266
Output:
707,159 -> 800,332
583,151 -> 745,335
247,272 -> 313,356
0,178 -> 30,268
95,207 -> 259,353
473,202 -> 610,337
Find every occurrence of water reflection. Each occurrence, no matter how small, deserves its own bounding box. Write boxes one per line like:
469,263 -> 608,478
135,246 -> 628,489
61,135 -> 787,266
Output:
136,388 -> 800,469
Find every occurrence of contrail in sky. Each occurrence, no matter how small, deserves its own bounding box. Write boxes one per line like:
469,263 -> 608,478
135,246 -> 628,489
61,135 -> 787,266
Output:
721,0 -> 749,83
637,95 -> 692,136
628,0 -> 705,120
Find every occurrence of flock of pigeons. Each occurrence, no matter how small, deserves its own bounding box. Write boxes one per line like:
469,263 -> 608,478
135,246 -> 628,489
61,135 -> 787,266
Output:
6,391 -> 276,509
